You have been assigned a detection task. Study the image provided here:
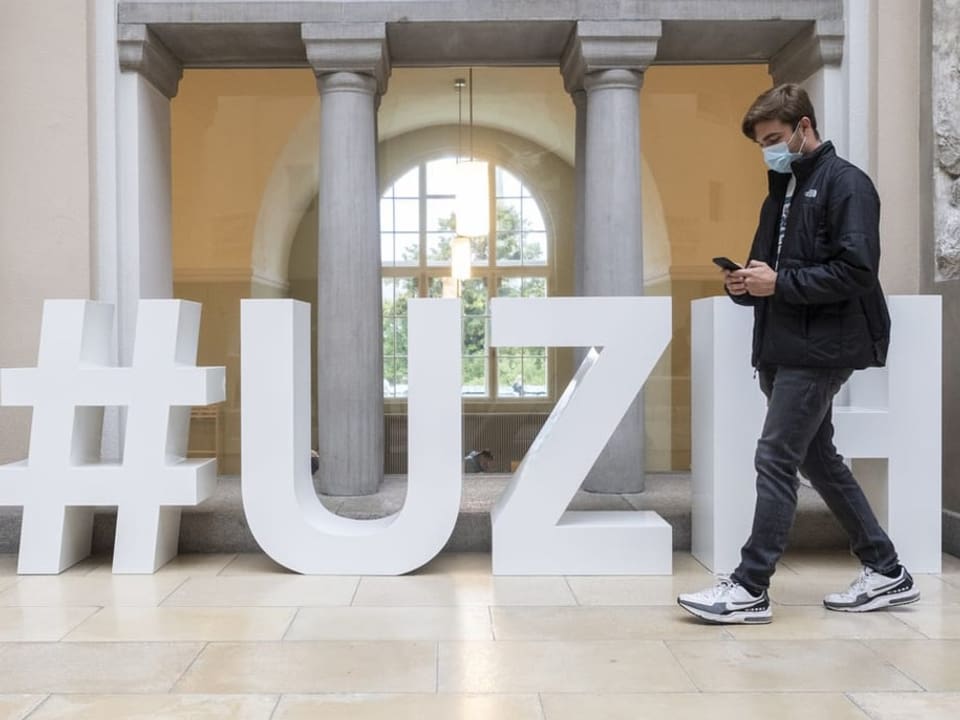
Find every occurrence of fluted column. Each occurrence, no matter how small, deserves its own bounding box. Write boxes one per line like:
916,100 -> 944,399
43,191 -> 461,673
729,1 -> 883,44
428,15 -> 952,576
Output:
562,21 -> 660,493
303,23 -> 390,495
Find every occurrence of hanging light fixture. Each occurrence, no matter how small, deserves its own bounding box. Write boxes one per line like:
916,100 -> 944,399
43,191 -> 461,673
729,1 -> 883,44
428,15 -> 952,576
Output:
454,68 -> 489,239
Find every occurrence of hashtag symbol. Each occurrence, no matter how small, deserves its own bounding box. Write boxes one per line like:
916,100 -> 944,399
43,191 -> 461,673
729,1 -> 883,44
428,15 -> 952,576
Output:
0,300 -> 225,574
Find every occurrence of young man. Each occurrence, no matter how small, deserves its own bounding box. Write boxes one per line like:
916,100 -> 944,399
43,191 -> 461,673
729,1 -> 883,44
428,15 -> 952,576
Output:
677,84 -> 919,624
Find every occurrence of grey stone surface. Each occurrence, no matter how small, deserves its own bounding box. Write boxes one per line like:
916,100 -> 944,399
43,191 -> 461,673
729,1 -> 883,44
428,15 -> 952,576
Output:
302,22 -> 390,94
934,0 -> 960,280
578,67 -> 647,494
118,24 -> 183,98
118,1 -> 842,68
769,18 -> 843,84
312,68 -> 385,496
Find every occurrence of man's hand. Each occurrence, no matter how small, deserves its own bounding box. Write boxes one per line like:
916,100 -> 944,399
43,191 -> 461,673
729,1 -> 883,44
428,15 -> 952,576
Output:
723,269 -> 748,296
742,260 -> 777,297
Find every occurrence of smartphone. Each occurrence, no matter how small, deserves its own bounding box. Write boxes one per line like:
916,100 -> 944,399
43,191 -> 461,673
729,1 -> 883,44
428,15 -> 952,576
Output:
712,256 -> 743,272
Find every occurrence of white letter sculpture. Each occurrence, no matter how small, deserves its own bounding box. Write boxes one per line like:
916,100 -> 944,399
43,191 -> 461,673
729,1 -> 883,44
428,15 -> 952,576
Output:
0,300 -> 225,574
490,297 -> 673,575
240,298 -> 462,574
691,295 -> 942,574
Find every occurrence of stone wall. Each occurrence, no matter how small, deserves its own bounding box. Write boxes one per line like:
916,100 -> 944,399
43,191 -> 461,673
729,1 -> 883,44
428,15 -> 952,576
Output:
934,0 -> 960,280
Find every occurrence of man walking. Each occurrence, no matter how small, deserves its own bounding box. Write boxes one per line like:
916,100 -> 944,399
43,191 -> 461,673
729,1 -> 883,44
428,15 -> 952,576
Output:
678,84 -> 919,624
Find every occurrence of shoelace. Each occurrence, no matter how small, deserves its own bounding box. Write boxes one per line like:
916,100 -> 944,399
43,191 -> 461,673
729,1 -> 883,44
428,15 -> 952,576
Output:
704,576 -> 737,600
845,567 -> 875,596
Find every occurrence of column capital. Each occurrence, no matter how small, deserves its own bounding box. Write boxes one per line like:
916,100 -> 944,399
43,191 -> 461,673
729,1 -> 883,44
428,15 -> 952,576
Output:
118,24 -> 183,99
561,20 -> 661,94
770,19 -> 844,85
302,22 -> 391,96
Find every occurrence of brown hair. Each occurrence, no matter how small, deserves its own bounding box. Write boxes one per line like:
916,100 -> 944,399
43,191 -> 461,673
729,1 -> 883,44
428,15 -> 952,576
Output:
741,83 -> 820,141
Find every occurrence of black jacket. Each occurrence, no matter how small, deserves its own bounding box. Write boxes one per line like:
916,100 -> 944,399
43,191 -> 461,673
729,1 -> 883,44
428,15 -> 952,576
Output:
730,142 -> 891,369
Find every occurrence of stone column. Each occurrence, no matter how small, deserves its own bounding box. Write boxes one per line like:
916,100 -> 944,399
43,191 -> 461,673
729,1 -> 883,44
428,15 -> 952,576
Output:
116,25 -> 182,458
117,25 -> 182,363
561,22 -> 660,493
303,23 -> 390,496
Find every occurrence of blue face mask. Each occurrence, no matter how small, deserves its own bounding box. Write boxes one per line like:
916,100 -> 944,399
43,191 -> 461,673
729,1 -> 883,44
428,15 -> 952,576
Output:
762,124 -> 806,174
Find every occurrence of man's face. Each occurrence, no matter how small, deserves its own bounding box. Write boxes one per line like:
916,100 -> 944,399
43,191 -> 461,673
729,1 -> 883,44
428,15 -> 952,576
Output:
753,118 -> 804,151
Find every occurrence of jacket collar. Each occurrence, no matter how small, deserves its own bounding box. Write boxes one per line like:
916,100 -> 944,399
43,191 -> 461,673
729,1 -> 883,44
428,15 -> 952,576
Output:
766,140 -> 836,194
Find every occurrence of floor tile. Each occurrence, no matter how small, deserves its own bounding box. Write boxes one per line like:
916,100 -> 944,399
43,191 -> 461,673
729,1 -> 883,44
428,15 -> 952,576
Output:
0,642 -> 203,693
87,553 -> 237,578
174,641 -> 436,694
437,640 -> 696,693
888,603 -> 960,639
28,694 -> 278,719
722,605 -> 924,640
62,606 -> 296,642
0,695 -> 46,720
540,692 -> 870,720
666,639 -> 920,692
353,575 -> 575,607
161,576 -> 358,607
0,575 -> 185,607
0,607 -> 98,642
849,692 -> 960,719
565,573 -> 716,606
865,640 -> 960,690
492,606 -> 728,641
285,606 -> 493,641
273,694 -> 543,720
218,553 -> 290,576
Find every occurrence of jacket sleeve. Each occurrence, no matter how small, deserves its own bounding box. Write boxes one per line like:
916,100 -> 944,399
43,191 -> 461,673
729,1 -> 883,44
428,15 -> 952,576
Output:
774,167 -> 880,305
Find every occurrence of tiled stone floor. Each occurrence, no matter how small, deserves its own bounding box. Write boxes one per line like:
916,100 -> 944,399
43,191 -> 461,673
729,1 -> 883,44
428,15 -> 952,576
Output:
0,551 -> 957,718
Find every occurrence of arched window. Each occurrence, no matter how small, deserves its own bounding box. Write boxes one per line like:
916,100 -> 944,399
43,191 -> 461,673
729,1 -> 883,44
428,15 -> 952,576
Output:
381,157 -> 550,400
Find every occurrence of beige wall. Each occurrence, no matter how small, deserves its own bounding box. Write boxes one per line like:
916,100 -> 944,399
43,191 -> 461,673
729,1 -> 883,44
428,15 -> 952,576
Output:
0,0 -> 91,462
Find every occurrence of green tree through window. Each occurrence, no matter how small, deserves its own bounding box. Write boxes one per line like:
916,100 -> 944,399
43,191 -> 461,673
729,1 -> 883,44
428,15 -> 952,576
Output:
381,159 -> 549,399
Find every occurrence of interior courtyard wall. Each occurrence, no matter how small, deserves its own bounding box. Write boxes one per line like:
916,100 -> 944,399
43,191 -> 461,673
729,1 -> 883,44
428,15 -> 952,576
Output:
0,0 -> 92,463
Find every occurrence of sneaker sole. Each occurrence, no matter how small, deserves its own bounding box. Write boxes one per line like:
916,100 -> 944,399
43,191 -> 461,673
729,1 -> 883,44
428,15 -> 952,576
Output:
677,600 -> 772,624
823,588 -> 921,613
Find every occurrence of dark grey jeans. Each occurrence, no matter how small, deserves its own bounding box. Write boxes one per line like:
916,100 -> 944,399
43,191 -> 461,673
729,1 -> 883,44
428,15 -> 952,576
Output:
731,365 -> 900,593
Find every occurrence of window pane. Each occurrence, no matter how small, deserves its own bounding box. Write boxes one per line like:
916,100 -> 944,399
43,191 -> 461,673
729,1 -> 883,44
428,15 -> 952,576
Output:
522,232 -> 548,265
392,233 -> 419,265
426,198 -> 455,233
523,277 -> 547,298
496,232 -> 521,265
497,198 -> 524,231
462,357 -> 487,396
393,166 -> 419,198
496,167 -> 522,198
394,199 -> 419,232
463,317 -> 486,357
523,356 -> 547,396
383,357 -> 396,397
426,157 -> 458,196
426,233 -> 453,265
497,356 -> 524,398
499,278 -> 521,298
380,198 -> 394,232
380,233 -> 395,265
382,317 -> 396,354
524,201 -> 546,232
395,277 -> 416,315
395,317 -> 408,355
395,357 -> 408,397
382,279 -> 395,314
461,278 -> 488,315
470,235 -> 489,264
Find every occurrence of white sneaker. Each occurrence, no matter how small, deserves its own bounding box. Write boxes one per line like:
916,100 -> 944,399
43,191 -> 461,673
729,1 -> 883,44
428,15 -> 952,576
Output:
677,577 -> 772,624
823,565 -> 920,612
